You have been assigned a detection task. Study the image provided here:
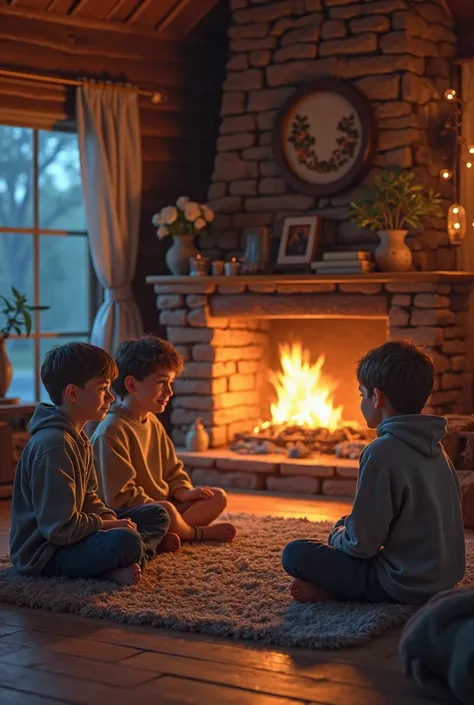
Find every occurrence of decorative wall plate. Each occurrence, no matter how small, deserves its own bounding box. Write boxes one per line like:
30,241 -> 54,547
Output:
272,79 -> 377,197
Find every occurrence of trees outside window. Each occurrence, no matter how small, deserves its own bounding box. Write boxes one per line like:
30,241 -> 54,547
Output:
0,125 -> 97,401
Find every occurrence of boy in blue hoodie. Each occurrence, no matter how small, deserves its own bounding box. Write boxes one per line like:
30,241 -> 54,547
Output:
282,340 -> 465,605
10,342 -> 170,585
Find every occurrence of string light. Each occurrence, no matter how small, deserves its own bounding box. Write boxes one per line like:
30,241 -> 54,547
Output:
447,204 -> 467,245
442,88 -> 471,244
440,168 -> 453,180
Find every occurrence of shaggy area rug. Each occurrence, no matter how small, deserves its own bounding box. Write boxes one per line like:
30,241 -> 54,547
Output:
0,513 -> 472,650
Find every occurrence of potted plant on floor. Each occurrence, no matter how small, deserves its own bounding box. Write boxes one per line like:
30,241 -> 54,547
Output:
349,170 -> 444,272
152,196 -> 215,275
0,287 -> 49,404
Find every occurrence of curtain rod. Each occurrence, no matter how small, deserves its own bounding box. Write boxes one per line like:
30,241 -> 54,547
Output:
0,68 -> 166,104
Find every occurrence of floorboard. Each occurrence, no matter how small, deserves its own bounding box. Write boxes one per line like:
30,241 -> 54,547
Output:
0,493 -> 436,705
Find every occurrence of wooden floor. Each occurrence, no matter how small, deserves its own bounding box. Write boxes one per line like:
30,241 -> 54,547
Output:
0,493 -> 434,705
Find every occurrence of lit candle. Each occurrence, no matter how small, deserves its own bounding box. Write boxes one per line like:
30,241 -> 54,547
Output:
211,260 -> 225,275
224,257 -> 241,276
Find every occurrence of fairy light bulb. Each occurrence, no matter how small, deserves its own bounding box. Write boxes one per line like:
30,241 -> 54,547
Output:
440,168 -> 453,180
467,162 -> 473,169
447,204 -> 467,245
445,88 -> 457,101
469,146 -> 474,155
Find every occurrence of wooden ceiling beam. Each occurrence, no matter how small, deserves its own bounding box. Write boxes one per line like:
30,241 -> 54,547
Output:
157,0 -> 221,34
105,0 -> 139,22
0,5 -> 184,40
126,0 -> 176,27
47,0 -> 75,11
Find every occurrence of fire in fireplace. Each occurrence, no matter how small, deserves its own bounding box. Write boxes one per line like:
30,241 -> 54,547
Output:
231,341 -> 372,460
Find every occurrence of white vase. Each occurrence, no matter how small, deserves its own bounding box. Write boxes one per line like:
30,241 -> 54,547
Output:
185,418 -> 210,452
165,235 -> 198,276
375,230 -> 412,272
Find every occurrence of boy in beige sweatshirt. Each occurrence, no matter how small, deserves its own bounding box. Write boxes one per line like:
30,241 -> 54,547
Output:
92,336 -> 236,551
10,342 -> 170,586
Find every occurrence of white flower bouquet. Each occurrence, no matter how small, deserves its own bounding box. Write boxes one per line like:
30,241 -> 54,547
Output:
152,196 -> 215,240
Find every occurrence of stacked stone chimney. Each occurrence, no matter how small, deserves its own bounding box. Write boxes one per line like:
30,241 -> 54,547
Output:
204,0 -> 458,271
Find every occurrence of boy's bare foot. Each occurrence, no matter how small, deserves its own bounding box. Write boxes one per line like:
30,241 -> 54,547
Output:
157,532 -> 181,553
104,562 -> 142,586
195,522 -> 236,543
289,578 -> 331,603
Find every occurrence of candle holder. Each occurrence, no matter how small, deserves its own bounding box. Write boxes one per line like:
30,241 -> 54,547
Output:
224,258 -> 241,276
189,255 -> 209,276
211,260 -> 225,276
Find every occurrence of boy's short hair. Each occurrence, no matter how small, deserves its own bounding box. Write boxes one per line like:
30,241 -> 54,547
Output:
41,342 -> 118,406
113,336 -> 184,398
357,340 -> 435,414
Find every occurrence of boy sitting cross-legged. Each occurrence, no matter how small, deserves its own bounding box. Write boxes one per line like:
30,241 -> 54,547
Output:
91,336 -> 236,549
10,342 -> 171,586
282,340 -> 465,605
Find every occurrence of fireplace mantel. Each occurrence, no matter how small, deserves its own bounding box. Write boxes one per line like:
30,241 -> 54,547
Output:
146,272 -> 474,287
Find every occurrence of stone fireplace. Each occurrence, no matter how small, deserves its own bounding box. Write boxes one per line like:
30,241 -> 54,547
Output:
148,271 -> 474,496
201,0 -> 457,271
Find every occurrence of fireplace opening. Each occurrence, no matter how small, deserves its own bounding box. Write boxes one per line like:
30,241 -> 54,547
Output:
230,317 -> 388,460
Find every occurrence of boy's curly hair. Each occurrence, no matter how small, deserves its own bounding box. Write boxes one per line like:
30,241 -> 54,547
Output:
357,340 -> 434,414
113,336 -> 184,398
41,342 -> 118,405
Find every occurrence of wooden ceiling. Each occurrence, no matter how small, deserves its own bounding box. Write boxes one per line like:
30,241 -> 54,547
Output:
1,0 -> 223,36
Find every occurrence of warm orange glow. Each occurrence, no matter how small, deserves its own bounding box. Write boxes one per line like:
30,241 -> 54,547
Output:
267,342 -> 344,432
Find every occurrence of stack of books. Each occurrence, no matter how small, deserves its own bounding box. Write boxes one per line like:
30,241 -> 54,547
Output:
310,251 -> 375,274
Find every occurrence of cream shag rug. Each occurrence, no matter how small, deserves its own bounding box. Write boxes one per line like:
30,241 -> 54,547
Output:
0,513 -> 472,650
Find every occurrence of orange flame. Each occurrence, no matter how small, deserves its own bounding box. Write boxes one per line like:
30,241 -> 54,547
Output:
267,342 -> 344,432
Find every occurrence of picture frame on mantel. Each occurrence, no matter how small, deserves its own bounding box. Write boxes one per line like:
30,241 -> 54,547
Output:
272,78 -> 378,197
277,215 -> 321,270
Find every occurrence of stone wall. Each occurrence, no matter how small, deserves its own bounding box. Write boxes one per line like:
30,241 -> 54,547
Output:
204,0 -> 458,271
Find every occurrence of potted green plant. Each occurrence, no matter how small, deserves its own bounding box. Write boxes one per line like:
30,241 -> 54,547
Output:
349,170 -> 444,272
152,196 -> 215,275
0,287 -> 49,403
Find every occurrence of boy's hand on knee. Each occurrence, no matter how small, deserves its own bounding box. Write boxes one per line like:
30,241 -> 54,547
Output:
177,487 -> 214,501
102,518 -> 137,531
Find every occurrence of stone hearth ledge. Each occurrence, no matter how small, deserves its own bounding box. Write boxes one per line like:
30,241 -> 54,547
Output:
177,448 -> 359,497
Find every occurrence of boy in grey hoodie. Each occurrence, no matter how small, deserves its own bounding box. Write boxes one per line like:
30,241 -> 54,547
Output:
10,342 -> 170,586
282,340 -> 465,604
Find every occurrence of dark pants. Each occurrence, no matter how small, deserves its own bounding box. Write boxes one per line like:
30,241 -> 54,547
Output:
43,503 -> 170,580
282,539 -> 398,603
116,503 -> 170,563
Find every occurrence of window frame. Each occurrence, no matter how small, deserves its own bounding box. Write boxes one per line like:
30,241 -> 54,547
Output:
0,117 -> 99,401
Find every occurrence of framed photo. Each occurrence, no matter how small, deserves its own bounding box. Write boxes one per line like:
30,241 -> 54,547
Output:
277,216 -> 321,268
272,78 -> 377,197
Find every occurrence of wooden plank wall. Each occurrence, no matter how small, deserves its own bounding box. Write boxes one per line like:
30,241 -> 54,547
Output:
0,9 -> 228,335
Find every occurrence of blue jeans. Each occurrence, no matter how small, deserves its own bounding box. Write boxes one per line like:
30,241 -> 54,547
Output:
282,539 -> 397,603
43,503 -> 170,579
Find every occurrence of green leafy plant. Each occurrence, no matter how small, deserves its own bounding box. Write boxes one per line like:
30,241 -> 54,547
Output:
0,287 -> 49,342
350,170 -> 444,231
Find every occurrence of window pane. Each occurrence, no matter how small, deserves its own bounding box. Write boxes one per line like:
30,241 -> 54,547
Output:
0,233 -> 35,333
5,338 -> 35,401
40,336 -> 89,402
38,130 -> 86,232
39,235 -> 90,333
0,126 -> 34,229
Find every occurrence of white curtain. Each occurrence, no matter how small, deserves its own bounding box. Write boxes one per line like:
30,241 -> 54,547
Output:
76,85 -> 143,353
459,62 -> 474,272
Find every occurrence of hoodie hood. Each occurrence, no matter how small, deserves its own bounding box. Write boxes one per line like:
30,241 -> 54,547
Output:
376,415 -> 447,458
28,403 -> 87,446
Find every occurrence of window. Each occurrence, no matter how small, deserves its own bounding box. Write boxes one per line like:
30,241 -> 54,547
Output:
0,125 -> 97,402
